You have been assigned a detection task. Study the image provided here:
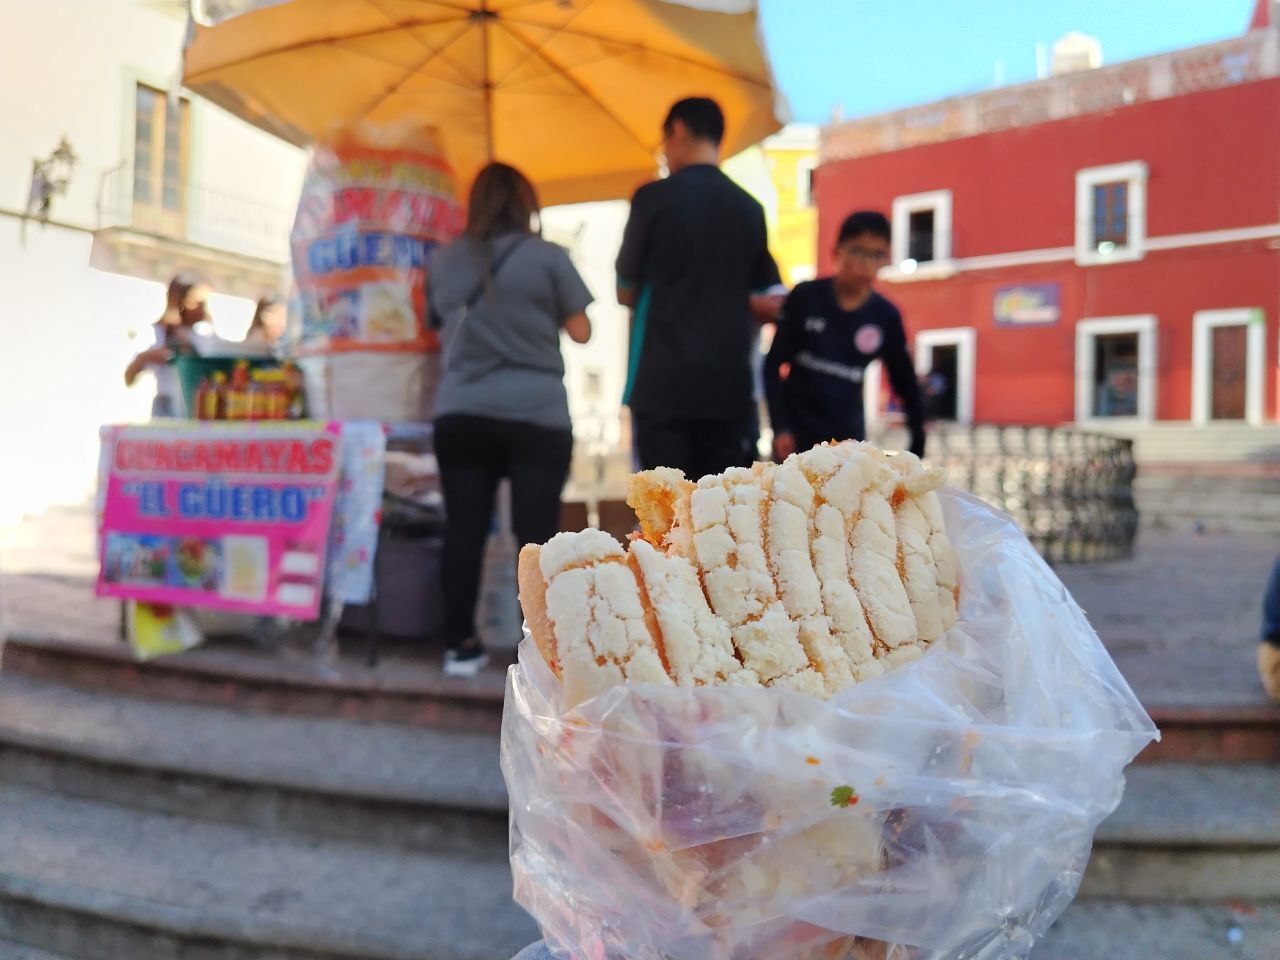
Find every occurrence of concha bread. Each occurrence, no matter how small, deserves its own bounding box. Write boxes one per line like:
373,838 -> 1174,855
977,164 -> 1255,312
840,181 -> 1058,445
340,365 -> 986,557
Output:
518,440 -> 959,708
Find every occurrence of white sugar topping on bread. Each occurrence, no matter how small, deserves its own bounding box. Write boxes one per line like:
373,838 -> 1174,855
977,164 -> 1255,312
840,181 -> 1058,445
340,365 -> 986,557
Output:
629,539 -> 755,687
539,530 -> 672,708
521,440 -> 962,706
539,528 -> 624,579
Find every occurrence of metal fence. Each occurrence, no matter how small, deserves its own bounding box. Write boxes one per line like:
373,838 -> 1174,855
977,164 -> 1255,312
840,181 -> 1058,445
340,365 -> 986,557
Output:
928,425 -> 1138,564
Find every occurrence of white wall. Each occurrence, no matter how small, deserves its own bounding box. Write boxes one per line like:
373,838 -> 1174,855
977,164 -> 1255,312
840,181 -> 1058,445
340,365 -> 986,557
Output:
0,0 -> 299,523
0,0 -> 305,239
542,202 -> 631,449
0,216 -> 258,523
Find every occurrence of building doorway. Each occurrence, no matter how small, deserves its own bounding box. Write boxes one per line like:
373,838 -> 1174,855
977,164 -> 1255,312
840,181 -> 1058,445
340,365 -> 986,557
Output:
1092,333 -> 1140,417
924,344 -> 958,420
1075,316 -> 1157,423
915,327 -> 975,424
1211,325 -> 1246,419
1192,308 -> 1265,425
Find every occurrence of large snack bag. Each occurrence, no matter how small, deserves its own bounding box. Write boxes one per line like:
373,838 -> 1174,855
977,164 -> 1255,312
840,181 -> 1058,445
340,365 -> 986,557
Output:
291,122 -> 462,357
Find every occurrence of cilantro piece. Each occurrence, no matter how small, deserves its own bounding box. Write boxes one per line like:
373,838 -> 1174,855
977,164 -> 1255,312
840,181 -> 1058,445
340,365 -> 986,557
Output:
830,785 -> 859,808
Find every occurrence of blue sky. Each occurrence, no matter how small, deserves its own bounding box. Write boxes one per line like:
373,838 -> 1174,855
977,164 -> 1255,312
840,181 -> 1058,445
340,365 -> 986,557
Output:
758,0 -> 1258,123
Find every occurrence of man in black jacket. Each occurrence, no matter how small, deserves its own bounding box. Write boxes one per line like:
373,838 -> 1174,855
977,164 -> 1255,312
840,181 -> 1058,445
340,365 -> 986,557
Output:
764,211 -> 925,460
617,97 -> 782,479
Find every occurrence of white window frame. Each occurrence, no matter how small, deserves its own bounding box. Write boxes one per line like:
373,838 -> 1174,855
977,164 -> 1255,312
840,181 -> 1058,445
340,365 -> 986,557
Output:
914,327 -> 976,425
1075,315 -> 1158,424
795,156 -> 816,208
1191,308 -> 1265,426
886,189 -> 954,281
1075,161 -> 1147,266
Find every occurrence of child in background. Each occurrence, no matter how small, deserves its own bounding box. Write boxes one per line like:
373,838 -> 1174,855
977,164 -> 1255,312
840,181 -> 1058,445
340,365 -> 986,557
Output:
764,211 -> 924,461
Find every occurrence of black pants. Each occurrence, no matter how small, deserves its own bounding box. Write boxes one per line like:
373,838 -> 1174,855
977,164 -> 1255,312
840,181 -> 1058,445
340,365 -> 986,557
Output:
790,412 -> 867,459
632,413 -> 754,479
435,414 -> 573,648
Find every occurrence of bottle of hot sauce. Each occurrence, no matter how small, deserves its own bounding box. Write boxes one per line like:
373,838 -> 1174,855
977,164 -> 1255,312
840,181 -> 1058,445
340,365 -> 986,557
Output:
195,377 -> 215,421
254,371 -> 288,419
225,362 -> 250,421
247,370 -> 269,421
209,371 -> 228,420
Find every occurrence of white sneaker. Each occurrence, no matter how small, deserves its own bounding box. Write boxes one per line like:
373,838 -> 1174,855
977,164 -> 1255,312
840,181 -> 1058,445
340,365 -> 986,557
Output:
443,646 -> 490,679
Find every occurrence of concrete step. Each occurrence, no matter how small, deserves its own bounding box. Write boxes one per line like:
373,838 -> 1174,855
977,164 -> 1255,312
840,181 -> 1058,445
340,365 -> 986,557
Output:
1034,900 -> 1280,959
1082,763 -> 1280,901
0,636 -> 507,733
1133,469 -> 1280,532
1136,507 -> 1280,535
1140,705 -> 1280,763
1052,423 -> 1280,468
1137,495 -> 1280,518
0,675 -> 507,856
0,784 -> 537,960
1136,491 -> 1280,514
1135,473 -> 1280,495
3,678 -> 1276,904
0,942 -> 75,960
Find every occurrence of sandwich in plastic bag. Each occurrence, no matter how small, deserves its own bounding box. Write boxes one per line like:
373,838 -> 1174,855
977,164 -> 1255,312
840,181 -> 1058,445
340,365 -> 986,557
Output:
501,441 -> 1157,960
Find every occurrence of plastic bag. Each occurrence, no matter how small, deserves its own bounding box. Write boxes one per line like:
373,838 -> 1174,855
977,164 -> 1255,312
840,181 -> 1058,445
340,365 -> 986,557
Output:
290,120 -> 463,357
500,489 -> 1157,960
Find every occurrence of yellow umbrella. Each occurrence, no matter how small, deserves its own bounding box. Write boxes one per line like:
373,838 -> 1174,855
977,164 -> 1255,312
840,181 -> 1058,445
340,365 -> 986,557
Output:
183,0 -> 785,205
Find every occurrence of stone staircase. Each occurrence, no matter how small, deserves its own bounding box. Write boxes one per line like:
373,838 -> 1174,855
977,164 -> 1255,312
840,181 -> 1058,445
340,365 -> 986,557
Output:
0,655 -> 535,960
1094,423 -> 1280,465
1087,423 -> 1280,534
0,635 -> 1274,958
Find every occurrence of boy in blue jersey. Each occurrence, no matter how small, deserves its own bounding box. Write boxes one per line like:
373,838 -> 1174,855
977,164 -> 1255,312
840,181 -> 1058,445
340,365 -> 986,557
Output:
764,211 -> 925,461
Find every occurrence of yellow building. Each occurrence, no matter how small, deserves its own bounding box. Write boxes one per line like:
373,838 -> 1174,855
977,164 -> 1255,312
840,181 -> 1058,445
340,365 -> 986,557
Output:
724,124 -> 819,286
763,124 -> 819,285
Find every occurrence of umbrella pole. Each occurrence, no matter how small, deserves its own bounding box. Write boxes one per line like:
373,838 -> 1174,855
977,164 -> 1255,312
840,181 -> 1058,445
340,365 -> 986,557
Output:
480,2 -> 494,161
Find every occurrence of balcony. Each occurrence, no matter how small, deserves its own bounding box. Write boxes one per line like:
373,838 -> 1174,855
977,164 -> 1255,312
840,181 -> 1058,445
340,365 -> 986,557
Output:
821,28 -> 1280,164
92,162 -> 295,297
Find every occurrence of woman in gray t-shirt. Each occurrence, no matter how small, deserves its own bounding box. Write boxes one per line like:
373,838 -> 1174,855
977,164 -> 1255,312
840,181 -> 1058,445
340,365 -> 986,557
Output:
428,162 -> 592,678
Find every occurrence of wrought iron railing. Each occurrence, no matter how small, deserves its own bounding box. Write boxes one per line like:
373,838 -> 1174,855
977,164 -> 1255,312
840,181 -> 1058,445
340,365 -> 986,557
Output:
96,162 -> 294,264
822,28 -> 1280,164
927,424 -> 1138,563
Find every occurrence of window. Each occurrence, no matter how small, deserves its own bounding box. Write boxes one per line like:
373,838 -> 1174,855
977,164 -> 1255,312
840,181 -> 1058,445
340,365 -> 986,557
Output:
907,209 -> 935,263
1075,316 -> 1157,422
133,83 -> 190,232
1075,161 -> 1146,265
914,327 -> 976,425
796,157 -> 816,208
890,190 -> 953,276
1092,181 -> 1128,248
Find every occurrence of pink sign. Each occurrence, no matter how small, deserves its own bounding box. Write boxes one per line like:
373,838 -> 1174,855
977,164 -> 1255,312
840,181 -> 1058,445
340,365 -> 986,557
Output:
96,422 -> 341,620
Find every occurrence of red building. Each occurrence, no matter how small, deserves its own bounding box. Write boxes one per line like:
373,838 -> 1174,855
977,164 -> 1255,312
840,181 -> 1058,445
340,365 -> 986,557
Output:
816,18 -> 1280,432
